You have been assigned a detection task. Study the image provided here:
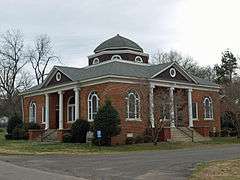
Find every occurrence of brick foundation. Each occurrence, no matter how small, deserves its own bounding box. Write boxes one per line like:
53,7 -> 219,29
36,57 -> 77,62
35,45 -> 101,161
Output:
57,129 -> 71,141
28,130 -> 42,140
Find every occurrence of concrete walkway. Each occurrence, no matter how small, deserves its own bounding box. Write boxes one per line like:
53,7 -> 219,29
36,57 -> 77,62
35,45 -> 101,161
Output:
1,144 -> 240,180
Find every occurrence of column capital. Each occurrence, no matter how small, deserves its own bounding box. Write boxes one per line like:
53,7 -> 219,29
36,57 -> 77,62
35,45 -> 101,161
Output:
170,86 -> 175,91
73,86 -> 80,92
45,93 -> 49,97
58,90 -> 63,95
150,84 -> 155,89
188,88 -> 193,92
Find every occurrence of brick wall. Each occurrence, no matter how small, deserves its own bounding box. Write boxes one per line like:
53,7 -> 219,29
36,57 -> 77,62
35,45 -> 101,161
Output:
23,95 -> 45,127
23,82 -> 221,144
192,90 -> 221,134
79,82 -> 150,144
88,53 -> 148,65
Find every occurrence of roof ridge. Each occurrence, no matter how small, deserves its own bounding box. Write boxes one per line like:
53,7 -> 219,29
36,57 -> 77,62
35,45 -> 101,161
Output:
55,65 -> 84,70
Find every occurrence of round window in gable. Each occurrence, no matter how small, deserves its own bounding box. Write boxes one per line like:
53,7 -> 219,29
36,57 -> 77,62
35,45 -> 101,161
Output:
93,58 -> 99,65
111,55 -> 122,60
135,56 -> 143,63
56,72 -> 62,81
169,68 -> 176,78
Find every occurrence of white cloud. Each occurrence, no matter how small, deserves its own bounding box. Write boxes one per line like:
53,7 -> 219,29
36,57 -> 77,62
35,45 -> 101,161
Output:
0,0 -> 239,68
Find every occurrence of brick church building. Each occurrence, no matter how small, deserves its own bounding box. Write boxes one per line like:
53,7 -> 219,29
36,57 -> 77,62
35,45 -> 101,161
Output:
22,35 -> 221,143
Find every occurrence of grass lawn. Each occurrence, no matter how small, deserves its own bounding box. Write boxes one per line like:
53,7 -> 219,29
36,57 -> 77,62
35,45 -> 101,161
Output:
0,128 -> 240,155
191,159 -> 240,180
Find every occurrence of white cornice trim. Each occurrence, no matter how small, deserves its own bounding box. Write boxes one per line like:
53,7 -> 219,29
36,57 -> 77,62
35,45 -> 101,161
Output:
150,79 -> 220,91
22,74 -> 220,97
88,49 -> 149,59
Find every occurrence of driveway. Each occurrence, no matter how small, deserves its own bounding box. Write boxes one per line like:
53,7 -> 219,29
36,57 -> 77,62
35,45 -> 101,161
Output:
0,145 -> 240,180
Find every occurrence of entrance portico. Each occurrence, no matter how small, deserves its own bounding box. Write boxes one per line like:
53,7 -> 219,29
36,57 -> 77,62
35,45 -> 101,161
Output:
43,86 -> 80,130
149,82 -> 194,129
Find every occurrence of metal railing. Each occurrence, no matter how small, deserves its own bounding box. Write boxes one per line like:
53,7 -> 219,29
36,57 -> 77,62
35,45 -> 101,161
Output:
176,127 -> 194,142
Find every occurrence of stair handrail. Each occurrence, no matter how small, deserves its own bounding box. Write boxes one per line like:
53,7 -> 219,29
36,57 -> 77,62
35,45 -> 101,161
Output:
176,127 -> 194,142
42,129 -> 57,140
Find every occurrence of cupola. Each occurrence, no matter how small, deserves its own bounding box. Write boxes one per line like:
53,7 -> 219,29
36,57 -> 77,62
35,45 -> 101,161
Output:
88,34 -> 149,65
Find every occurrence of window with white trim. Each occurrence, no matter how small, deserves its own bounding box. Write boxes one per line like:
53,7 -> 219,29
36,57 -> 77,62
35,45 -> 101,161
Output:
111,55 -> 122,60
203,97 -> 213,119
126,92 -> 140,120
29,102 -> 37,123
88,91 -> 99,121
93,58 -> 99,65
67,96 -> 75,122
55,72 -> 62,81
135,56 -> 143,63
192,102 -> 198,120
42,106 -> 46,123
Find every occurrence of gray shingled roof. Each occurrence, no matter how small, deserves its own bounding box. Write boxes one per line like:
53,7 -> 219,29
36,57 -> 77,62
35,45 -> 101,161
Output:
56,61 -> 171,81
56,61 -> 218,86
27,60 -> 218,93
94,34 -> 143,53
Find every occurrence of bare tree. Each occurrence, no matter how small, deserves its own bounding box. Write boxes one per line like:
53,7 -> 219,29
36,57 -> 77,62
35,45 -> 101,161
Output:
0,30 -> 27,115
151,89 -> 171,145
152,50 -> 216,81
223,81 -> 240,137
0,30 -> 26,98
27,34 -> 59,85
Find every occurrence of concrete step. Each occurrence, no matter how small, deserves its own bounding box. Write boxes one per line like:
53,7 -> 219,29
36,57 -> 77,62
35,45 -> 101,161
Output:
175,127 -> 211,142
37,129 -> 58,142
170,128 -> 193,142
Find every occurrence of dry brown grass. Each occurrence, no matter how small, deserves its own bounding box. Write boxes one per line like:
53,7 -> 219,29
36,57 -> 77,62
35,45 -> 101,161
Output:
191,159 -> 240,180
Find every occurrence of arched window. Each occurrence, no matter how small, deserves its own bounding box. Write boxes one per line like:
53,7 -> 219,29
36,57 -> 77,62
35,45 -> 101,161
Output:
88,91 -> 99,121
135,56 -> 143,63
67,96 -> 75,122
29,102 -> 36,123
93,58 -> 99,65
126,92 -> 140,120
203,97 -> 213,119
111,55 -> 122,60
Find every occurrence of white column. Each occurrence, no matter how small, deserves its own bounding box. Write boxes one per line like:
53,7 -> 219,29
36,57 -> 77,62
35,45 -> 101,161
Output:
149,84 -> 155,128
188,88 -> 193,128
74,87 -> 80,120
45,94 -> 49,130
58,91 -> 63,130
169,87 -> 175,128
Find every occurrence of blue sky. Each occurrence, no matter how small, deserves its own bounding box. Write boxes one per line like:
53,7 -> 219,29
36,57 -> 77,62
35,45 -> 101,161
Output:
1,0 -> 240,68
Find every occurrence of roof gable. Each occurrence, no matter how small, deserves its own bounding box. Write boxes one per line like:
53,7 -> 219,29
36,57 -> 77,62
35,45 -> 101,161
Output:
41,67 -> 73,88
151,63 -> 198,84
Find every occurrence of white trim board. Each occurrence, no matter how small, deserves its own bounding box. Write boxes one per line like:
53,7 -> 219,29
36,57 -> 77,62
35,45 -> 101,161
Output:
88,49 -> 149,59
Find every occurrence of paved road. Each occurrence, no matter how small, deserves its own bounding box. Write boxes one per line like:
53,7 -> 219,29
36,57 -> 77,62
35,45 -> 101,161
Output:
0,145 -> 240,180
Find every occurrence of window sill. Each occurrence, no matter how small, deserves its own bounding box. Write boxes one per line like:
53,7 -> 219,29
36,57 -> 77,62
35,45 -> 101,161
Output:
67,121 -> 75,124
204,118 -> 214,121
192,118 -> 199,121
41,122 -> 46,124
126,118 -> 142,122
88,119 -> 94,122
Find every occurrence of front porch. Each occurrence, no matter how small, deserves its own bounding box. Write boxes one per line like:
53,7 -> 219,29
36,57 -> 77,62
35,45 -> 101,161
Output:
43,86 -> 80,130
149,84 -> 194,129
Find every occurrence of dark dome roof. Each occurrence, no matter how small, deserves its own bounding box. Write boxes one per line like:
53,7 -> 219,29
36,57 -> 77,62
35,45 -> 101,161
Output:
94,34 -> 143,53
